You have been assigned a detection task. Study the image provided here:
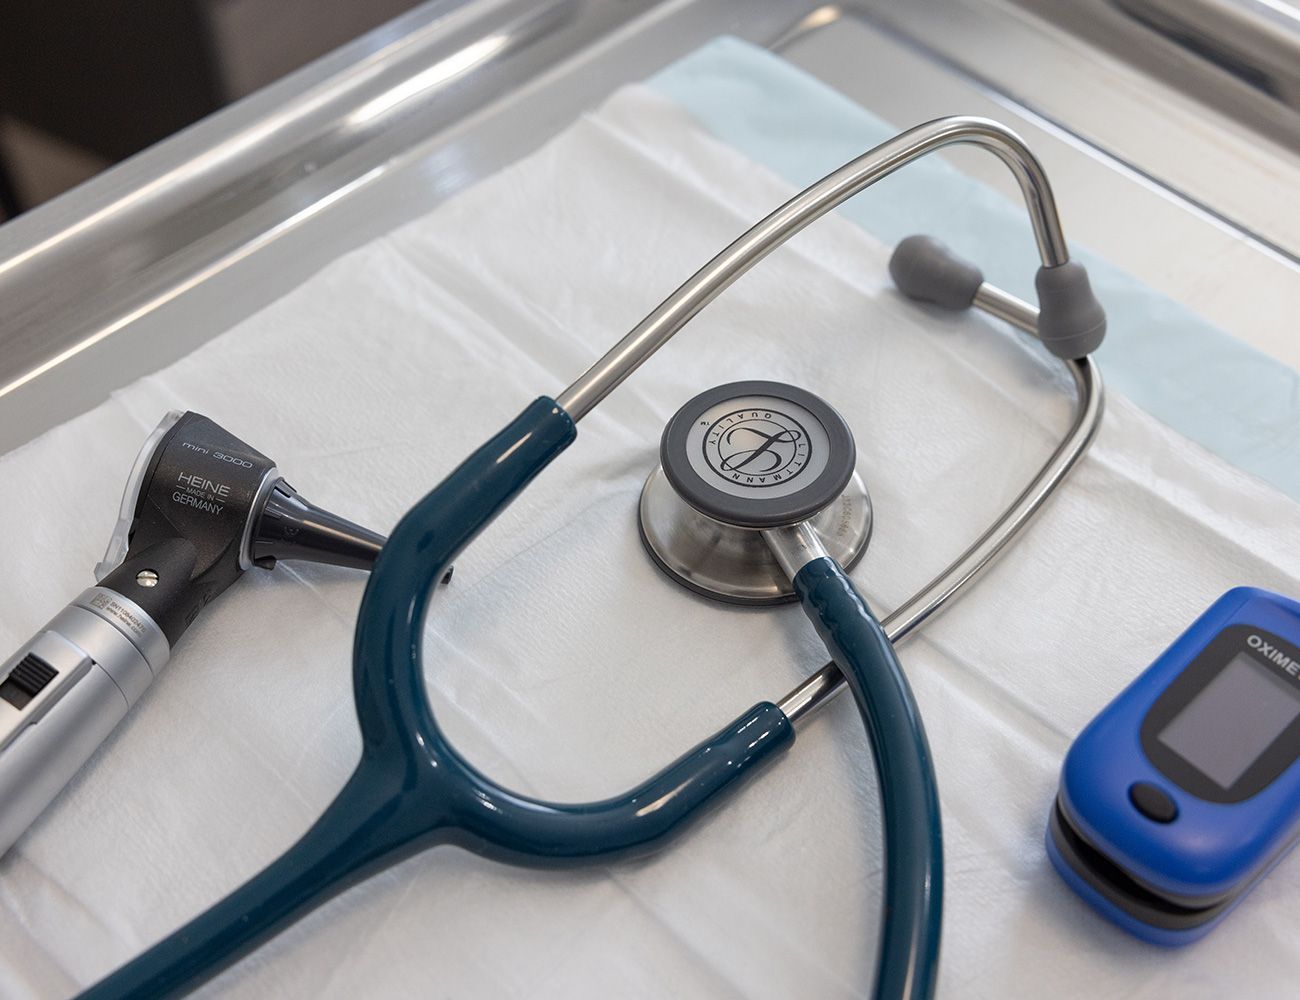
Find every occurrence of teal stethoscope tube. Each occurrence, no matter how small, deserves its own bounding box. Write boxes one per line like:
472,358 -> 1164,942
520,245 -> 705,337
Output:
80,396 -> 941,999
795,558 -> 943,1000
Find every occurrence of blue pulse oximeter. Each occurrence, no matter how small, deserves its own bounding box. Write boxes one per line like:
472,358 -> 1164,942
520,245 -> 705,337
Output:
1047,587 -> 1300,944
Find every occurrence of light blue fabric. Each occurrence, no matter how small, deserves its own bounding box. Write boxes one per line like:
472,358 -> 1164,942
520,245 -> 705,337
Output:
648,37 -> 1300,502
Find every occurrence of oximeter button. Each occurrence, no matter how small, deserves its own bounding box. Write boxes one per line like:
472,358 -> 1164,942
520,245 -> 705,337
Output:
1129,782 -> 1178,823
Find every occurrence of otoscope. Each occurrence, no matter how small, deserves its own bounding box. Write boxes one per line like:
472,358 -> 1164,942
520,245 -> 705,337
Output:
0,411 -> 386,856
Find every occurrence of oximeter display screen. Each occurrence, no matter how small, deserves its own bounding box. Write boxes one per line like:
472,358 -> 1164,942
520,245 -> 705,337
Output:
1158,653 -> 1300,789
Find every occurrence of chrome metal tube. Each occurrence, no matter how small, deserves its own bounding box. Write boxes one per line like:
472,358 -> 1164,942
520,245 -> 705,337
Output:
777,288 -> 1104,726
762,522 -> 831,580
556,116 -> 1068,421
972,282 -> 1039,333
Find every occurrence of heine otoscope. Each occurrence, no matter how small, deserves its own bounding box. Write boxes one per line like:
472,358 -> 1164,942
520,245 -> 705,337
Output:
0,411 -> 386,855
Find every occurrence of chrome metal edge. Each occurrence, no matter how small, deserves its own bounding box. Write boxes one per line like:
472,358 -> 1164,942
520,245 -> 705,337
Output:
638,464 -> 873,604
762,522 -> 831,580
70,587 -> 172,683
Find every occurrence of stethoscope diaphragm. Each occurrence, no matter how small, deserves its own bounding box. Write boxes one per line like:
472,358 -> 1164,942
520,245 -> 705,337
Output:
638,380 -> 872,604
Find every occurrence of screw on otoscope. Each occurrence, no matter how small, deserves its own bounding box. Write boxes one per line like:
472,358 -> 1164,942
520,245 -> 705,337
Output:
136,570 -> 159,588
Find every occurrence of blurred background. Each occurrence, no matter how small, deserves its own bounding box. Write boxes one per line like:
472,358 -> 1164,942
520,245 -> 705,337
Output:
0,0 -> 427,221
3,1 -> 1299,224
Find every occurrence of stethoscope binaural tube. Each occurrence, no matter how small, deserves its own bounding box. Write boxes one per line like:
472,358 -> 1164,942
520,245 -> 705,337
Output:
78,116 -> 1105,1000
78,397 -> 938,1000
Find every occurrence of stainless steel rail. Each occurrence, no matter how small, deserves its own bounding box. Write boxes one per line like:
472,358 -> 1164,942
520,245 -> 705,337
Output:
0,0 -> 814,454
3,0 -> 1285,459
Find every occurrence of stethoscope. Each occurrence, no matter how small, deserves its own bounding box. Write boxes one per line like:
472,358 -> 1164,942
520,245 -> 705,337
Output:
80,117 -> 1106,1000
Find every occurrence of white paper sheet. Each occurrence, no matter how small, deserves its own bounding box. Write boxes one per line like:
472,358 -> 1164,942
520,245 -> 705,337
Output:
1,85 -> 1298,999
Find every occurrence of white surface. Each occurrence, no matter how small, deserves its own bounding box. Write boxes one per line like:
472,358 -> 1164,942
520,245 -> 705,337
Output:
1,85 -> 1299,999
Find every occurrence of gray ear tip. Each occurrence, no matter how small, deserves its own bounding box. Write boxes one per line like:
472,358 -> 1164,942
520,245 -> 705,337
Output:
889,235 -> 984,311
890,237 -> 1107,358
1034,261 -> 1108,359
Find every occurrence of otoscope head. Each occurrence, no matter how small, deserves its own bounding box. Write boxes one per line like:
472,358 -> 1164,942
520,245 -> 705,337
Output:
95,411 -> 384,643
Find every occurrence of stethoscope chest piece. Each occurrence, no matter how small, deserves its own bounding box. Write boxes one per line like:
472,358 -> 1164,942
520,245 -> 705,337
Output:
638,380 -> 872,605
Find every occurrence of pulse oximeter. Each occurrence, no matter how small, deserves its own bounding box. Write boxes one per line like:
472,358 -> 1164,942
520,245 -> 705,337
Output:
1047,587 -> 1300,944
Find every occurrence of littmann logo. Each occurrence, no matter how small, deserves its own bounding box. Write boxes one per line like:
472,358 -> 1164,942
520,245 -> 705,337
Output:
704,407 -> 811,488
1247,634 -> 1300,677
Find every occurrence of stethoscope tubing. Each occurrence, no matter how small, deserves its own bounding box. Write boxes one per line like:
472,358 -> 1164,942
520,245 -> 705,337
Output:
77,115 -> 1103,1000
79,396 -> 940,1000
795,558 -> 943,1000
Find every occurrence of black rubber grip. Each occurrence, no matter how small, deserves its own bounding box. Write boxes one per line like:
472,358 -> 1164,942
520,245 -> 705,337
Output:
0,653 -> 58,709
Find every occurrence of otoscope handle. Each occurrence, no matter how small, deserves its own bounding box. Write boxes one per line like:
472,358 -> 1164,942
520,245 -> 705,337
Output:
793,558 -> 943,1000
0,587 -> 170,855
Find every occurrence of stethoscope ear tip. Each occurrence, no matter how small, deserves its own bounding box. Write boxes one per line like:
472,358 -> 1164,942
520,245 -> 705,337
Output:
889,235 -> 984,312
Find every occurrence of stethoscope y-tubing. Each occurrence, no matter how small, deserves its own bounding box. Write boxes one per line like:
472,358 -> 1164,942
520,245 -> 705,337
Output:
80,397 -> 937,998
79,115 -> 1102,1000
